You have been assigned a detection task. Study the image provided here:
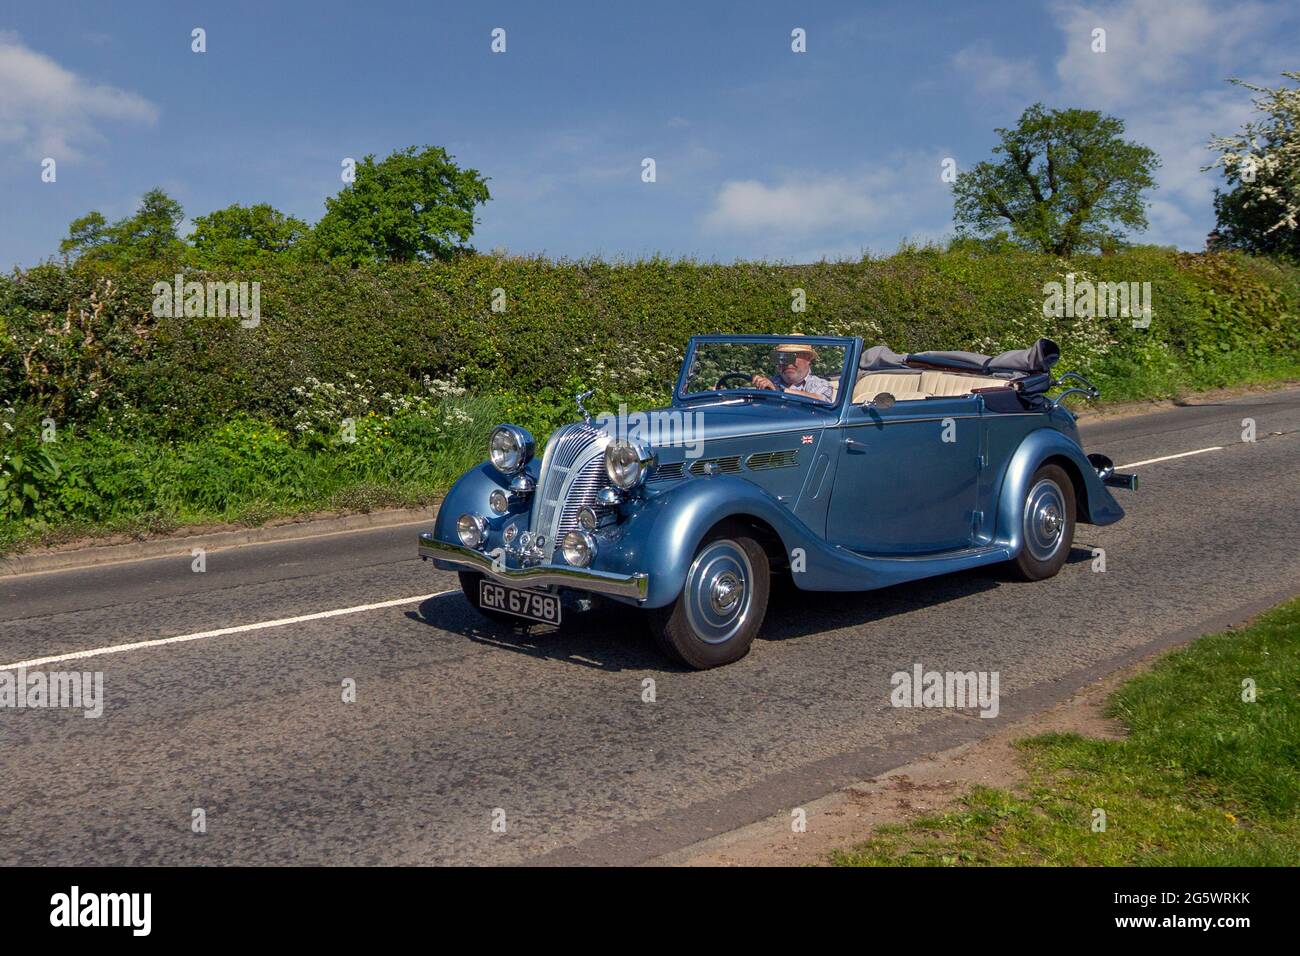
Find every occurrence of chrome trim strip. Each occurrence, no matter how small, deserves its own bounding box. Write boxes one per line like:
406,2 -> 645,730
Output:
842,413 -> 986,429
842,410 -> 1051,429
419,533 -> 649,601
844,543 -> 1012,562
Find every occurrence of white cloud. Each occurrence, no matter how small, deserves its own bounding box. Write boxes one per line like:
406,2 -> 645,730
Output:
945,0 -> 1294,249
704,167 -> 908,235
0,32 -> 158,162
950,42 -> 1038,96
700,157 -> 957,259
1046,0 -> 1290,248
1124,90 -> 1258,247
715,0 -> 1293,255
1051,0 -> 1273,109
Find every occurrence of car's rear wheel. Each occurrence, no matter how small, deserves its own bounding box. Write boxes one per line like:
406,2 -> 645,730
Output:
457,570 -> 522,625
1011,463 -> 1075,581
647,525 -> 770,669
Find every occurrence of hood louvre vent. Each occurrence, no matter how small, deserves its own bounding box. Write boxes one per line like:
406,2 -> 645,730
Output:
648,462 -> 684,482
746,449 -> 799,471
689,455 -> 742,476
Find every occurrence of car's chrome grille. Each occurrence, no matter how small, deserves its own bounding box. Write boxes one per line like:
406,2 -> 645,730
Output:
556,457 -> 609,542
533,423 -> 609,556
552,423 -> 602,468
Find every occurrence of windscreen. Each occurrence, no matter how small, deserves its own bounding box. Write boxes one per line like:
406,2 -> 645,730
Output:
682,341 -> 848,404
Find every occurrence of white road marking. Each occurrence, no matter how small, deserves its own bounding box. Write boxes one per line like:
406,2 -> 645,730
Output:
1115,446 -> 1224,470
0,590 -> 456,671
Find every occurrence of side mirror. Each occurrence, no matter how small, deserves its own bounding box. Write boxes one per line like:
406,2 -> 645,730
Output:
864,391 -> 896,410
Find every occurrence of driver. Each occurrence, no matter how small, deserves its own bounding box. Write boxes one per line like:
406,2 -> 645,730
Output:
751,343 -> 833,401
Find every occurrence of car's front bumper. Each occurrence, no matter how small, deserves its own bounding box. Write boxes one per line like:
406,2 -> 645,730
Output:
418,532 -> 650,602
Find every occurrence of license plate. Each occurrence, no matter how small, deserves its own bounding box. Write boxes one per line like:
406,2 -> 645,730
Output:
479,580 -> 562,625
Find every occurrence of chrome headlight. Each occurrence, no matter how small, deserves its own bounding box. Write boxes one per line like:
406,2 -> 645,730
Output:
489,425 -> 534,475
604,439 -> 654,490
561,530 -> 597,567
456,513 -> 489,549
488,489 -> 510,515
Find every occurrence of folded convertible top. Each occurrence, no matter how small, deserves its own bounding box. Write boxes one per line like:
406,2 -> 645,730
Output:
860,338 -> 1060,377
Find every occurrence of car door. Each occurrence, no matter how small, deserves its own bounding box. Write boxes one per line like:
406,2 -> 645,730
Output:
825,396 -> 982,554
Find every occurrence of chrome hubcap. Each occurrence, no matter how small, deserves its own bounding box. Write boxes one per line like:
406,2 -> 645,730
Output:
1024,478 -> 1067,562
685,541 -> 754,645
710,573 -> 744,614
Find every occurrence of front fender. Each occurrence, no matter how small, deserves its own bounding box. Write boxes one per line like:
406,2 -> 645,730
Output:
431,460 -> 538,551
994,428 -> 1124,556
593,476 -> 811,608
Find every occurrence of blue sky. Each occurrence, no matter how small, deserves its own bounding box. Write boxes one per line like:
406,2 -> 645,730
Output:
1,0 -> 1296,268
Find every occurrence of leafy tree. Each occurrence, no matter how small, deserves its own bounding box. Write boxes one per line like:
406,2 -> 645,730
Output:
308,145 -> 490,264
952,104 -> 1161,256
190,203 -> 310,267
60,211 -> 111,258
59,188 -> 188,265
1205,73 -> 1300,260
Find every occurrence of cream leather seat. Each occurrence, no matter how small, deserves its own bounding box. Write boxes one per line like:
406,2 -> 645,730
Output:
919,371 -> 993,397
851,372 -> 929,403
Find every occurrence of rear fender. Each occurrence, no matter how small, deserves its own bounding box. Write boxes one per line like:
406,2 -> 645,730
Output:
994,428 -> 1124,556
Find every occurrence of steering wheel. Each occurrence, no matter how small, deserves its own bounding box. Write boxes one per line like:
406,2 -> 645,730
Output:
715,371 -> 756,390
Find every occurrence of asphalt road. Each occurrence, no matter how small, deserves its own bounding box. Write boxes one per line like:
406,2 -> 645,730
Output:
2,389 -> 1297,865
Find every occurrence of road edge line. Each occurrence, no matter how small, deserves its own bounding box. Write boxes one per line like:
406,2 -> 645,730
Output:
0,506 -> 441,580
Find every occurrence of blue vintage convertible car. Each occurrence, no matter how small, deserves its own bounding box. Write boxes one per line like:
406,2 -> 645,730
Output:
419,334 -> 1136,668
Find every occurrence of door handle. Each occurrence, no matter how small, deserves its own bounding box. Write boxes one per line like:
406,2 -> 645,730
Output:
844,438 -> 869,453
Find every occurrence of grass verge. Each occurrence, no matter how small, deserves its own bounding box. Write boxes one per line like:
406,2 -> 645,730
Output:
830,597 -> 1300,866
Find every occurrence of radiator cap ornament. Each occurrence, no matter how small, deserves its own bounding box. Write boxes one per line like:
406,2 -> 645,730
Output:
575,389 -> 595,425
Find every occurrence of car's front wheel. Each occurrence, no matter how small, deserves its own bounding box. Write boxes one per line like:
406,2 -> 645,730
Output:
647,524 -> 770,669
1011,463 -> 1076,580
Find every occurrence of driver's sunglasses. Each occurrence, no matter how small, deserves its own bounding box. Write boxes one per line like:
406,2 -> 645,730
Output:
774,352 -> 803,366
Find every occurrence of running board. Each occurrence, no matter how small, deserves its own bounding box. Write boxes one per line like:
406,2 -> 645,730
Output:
787,541 -> 1013,592
847,544 -> 1012,563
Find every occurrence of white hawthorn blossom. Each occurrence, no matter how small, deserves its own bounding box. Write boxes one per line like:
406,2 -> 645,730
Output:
1205,72 -> 1300,235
